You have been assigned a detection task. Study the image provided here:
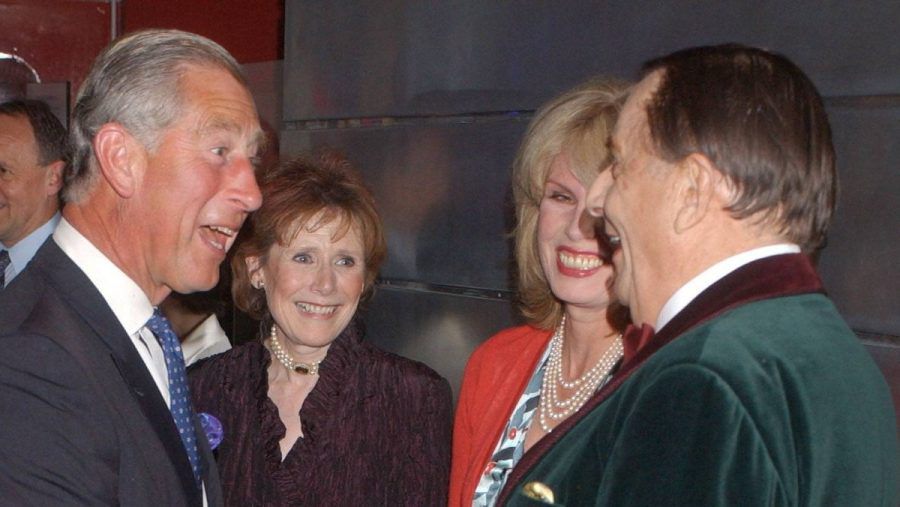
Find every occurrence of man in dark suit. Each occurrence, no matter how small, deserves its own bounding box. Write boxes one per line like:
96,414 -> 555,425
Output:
0,29 -> 263,505
501,45 -> 897,505
0,99 -> 67,288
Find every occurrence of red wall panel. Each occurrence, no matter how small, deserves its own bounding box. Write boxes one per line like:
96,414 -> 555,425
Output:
0,0 -> 111,100
123,0 -> 284,63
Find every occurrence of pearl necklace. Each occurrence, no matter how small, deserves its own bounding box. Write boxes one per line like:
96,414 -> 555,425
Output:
268,324 -> 321,375
538,315 -> 623,433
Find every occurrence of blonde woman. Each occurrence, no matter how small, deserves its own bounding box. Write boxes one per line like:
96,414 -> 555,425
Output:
449,78 -> 628,507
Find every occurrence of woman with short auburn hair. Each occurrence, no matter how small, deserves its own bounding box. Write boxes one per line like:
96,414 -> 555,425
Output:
191,152 -> 452,506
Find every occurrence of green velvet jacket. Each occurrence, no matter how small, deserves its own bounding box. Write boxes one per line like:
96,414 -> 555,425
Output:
501,254 -> 898,506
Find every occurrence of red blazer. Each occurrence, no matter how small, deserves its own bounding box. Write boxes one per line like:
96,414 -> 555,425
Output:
449,325 -> 552,507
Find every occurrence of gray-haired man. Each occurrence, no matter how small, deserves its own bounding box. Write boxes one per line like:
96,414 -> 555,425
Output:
0,29 -> 263,505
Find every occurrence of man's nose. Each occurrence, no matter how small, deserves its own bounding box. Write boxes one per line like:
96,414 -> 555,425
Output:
229,156 -> 262,212
586,168 -> 613,218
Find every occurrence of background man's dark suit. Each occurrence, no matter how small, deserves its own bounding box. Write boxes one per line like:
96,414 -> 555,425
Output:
0,241 -> 221,506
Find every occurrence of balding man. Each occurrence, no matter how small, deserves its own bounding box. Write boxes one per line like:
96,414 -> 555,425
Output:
0,99 -> 66,288
501,44 -> 897,506
0,30 -> 262,506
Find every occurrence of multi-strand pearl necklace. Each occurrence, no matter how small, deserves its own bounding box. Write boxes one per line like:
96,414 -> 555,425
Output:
268,324 -> 321,375
538,315 -> 623,433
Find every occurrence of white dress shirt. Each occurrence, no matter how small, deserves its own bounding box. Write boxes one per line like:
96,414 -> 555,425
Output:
1,212 -> 60,287
656,243 -> 802,331
53,218 -> 170,405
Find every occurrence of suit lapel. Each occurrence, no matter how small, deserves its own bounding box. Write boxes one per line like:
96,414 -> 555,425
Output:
32,241 -> 202,504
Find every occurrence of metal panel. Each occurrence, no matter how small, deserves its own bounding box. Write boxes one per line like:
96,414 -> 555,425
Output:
280,1 -> 900,409
359,286 -> 519,399
819,103 -> 900,335
280,117 -> 530,290
284,0 -> 900,120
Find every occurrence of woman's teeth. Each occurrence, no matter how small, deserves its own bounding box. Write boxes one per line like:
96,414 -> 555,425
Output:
296,302 -> 337,315
559,251 -> 602,270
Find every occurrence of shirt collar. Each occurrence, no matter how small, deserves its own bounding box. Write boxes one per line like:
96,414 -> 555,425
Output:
656,243 -> 801,331
53,217 -> 154,336
1,212 -> 60,283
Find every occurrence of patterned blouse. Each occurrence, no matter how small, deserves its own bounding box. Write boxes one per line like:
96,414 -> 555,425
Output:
472,341 -> 619,506
472,345 -> 551,506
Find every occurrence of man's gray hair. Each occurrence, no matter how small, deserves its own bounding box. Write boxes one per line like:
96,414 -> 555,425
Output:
65,29 -> 248,203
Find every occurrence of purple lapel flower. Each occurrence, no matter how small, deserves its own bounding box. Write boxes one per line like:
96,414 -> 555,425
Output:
198,412 -> 224,450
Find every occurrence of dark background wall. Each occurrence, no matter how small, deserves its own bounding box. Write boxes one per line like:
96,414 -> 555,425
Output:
0,1 -> 896,420
279,1 -> 900,423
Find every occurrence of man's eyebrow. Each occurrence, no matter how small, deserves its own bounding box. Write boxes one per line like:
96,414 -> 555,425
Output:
198,115 -> 242,136
197,115 -> 267,152
252,129 -> 268,153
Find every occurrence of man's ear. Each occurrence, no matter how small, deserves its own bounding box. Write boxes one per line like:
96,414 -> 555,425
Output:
93,123 -> 144,199
43,159 -> 65,197
673,153 -> 721,234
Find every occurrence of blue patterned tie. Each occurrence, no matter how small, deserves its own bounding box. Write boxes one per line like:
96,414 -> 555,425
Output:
0,249 -> 10,288
146,308 -> 201,485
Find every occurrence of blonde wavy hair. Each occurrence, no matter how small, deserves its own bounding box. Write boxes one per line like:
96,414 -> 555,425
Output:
512,77 -> 627,329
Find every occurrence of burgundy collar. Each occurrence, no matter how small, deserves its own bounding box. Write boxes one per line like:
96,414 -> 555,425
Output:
498,253 -> 824,504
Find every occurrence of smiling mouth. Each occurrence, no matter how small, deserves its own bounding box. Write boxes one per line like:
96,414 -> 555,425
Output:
296,302 -> 338,315
558,251 -> 603,270
202,225 -> 237,251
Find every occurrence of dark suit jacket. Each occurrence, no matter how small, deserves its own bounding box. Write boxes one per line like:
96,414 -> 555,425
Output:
0,240 -> 222,506
500,254 -> 898,506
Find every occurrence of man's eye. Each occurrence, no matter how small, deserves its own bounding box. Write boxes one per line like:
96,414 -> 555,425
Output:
211,147 -> 227,157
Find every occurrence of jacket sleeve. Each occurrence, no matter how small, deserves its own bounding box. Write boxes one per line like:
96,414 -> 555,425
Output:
449,339 -> 490,507
595,364 -> 788,506
407,372 -> 454,506
0,333 -> 118,504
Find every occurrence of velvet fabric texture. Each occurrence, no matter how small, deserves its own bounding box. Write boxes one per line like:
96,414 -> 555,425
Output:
189,320 -> 453,506
500,254 -> 898,506
450,325 -> 553,506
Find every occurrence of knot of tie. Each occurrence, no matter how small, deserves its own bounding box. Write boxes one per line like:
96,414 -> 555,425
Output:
146,308 -> 202,485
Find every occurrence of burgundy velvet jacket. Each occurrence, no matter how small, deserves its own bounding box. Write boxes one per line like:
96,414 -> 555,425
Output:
189,320 -> 453,506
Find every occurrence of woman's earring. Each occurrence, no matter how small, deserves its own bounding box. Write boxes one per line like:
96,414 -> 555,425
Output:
254,279 -> 265,289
